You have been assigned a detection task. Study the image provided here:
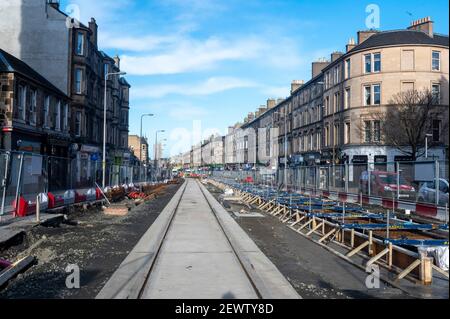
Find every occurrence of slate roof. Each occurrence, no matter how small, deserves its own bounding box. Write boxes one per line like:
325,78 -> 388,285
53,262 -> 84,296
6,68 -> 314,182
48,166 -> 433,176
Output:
351,30 -> 449,53
323,30 -> 449,72
119,77 -> 131,87
0,48 -> 67,97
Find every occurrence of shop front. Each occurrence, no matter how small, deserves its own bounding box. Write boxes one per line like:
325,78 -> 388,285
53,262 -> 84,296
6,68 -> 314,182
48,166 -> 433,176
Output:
71,144 -> 101,189
45,136 -> 70,192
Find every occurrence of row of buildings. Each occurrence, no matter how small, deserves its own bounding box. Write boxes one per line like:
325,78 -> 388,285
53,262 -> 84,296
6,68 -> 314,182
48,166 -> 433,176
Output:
173,17 -> 449,171
0,0 -> 132,188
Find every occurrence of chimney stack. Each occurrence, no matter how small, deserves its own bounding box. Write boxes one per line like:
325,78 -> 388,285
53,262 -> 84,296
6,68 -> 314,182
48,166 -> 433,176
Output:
291,80 -> 304,94
357,30 -> 379,44
331,51 -> 343,62
346,38 -> 356,52
312,59 -> 330,78
408,16 -> 434,37
114,55 -> 121,69
258,106 -> 267,115
89,18 -> 98,47
267,98 -> 276,109
48,0 -> 60,10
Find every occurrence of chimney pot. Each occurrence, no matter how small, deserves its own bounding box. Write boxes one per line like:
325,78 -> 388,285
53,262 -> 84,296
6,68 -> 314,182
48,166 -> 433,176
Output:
408,16 -> 434,37
114,55 -> 121,69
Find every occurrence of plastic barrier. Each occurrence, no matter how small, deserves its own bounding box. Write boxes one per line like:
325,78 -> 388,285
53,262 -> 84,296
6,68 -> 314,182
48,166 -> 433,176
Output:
64,190 -> 76,205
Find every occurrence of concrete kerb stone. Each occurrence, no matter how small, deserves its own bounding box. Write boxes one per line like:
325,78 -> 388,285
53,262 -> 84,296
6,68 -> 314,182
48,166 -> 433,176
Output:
96,181 -> 187,299
198,180 -> 301,299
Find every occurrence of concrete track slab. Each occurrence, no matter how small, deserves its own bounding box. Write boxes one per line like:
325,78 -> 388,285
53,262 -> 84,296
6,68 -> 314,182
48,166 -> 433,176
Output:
141,180 -> 258,299
98,179 -> 300,299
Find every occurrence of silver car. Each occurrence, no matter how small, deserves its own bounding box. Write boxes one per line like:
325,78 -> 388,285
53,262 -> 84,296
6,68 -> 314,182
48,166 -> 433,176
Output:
418,179 -> 449,206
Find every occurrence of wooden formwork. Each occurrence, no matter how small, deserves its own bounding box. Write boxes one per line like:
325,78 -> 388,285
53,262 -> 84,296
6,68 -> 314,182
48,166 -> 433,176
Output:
210,180 -> 448,286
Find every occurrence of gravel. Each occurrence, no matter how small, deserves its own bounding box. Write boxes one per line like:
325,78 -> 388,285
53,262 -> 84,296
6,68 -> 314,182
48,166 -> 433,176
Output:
0,183 -> 181,299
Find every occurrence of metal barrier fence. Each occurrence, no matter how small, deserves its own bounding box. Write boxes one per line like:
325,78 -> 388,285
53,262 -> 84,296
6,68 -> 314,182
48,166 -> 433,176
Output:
212,160 -> 449,208
0,150 -> 152,216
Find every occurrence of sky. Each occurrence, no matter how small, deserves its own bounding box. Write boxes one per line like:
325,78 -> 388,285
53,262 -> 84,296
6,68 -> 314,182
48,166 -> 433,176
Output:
60,0 -> 449,158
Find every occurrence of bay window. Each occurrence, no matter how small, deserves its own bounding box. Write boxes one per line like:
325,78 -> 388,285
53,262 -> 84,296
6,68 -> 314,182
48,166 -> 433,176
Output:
432,51 -> 441,71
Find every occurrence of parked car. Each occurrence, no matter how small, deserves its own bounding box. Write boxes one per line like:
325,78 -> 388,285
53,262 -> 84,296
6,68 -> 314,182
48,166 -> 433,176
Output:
360,170 -> 416,199
243,176 -> 254,183
417,179 -> 449,206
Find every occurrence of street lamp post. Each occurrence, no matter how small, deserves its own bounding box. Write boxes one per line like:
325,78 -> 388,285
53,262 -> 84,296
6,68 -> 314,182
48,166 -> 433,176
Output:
140,114 -> 154,183
103,71 -> 126,189
154,130 -> 165,182
140,114 -> 154,177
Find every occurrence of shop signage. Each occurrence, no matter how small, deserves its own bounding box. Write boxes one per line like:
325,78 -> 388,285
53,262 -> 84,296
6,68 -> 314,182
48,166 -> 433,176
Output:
374,155 -> 387,163
394,155 -> 413,162
81,145 -> 100,153
352,155 -> 368,164
17,140 -> 41,153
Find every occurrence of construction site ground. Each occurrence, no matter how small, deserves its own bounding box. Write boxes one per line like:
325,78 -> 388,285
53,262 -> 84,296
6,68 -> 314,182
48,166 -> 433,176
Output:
204,182 -> 448,299
0,183 -> 181,299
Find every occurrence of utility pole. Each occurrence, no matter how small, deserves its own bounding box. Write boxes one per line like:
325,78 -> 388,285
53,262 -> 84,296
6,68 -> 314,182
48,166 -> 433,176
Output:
140,114 -> 154,182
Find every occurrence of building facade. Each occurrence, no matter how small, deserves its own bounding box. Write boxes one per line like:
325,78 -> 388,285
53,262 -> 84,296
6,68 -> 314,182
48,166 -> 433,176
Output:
201,135 -> 225,168
192,143 -> 202,168
221,17 -> 449,169
0,0 -> 70,95
0,1 -> 132,187
0,48 -> 71,191
320,19 -> 448,164
171,17 -> 449,171
128,135 -> 149,164
69,19 -> 130,186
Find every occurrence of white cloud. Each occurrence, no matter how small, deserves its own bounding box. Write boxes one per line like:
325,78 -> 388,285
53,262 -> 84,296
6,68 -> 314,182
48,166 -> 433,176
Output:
168,106 -> 208,121
133,77 -> 258,99
121,37 -> 266,75
99,33 -> 179,52
65,0 -> 132,25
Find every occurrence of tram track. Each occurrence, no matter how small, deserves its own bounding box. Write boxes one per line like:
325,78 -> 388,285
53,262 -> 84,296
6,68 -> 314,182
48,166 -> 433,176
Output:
97,178 -> 300,299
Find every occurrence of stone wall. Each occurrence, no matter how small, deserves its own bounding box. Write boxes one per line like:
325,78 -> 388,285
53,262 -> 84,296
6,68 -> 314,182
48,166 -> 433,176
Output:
0,73 -> 14,127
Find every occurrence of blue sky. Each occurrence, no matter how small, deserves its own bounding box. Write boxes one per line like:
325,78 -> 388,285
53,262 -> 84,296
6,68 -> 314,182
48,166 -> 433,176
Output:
61,0 -> 449,157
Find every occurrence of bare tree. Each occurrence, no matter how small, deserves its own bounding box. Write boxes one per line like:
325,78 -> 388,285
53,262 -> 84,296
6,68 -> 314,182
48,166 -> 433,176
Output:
358,89 -> 448,161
